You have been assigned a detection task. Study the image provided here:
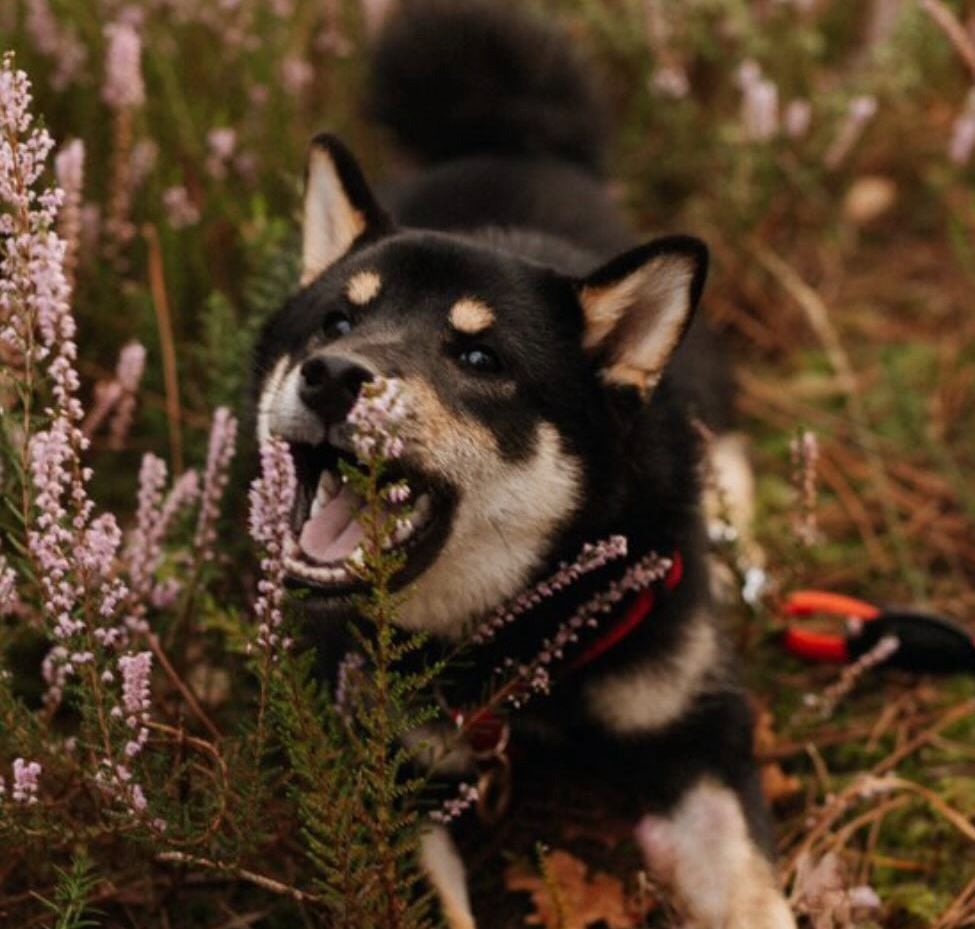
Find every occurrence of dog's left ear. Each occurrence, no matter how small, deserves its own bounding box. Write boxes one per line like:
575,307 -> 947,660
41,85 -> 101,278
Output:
301,133 -> 392,285
576,235 -> 708,394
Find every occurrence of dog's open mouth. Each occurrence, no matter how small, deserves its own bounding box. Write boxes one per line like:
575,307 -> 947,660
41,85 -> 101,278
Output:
283,439 -> 446,591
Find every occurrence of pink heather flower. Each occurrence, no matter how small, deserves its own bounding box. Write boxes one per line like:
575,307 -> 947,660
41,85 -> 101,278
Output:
281,57 -> 314,95
11,758 -> 41,804
743,78 -> 779,142
207,127 -> 237,161
126,453 -> 168,599
651,64 -> 689,99
471,535 -> 628,645
825,95 -> 878,169
25,0 -> 88,91
430,782 -> 480,824
790,429 -> 819,546
206,128 -> 237,179
360,0 -> 394,35
497,550 -> 671,711
119,651 -> 152,718
249,437 -> 297,654
347,376 -> 407,461
102,23 -> 146,110
115,651 -> 152,759
0,555 -> 16,616
108,340 -> 146,449
949,88 -> 975,165
195,407 -> 239,561
784,99 -> 812,139
130,139 -> 158,190
54,139 -> 84,280
162,185 -> 201,229
2,57 -> 136,700
334,650 -> 365,719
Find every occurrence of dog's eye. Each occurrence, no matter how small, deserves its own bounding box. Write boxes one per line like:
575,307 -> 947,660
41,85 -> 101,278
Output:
322,311 -> 353,340
456,345 -> 502,374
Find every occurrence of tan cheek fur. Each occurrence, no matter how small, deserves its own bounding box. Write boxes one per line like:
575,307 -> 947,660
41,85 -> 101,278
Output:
394,378 -> 582,636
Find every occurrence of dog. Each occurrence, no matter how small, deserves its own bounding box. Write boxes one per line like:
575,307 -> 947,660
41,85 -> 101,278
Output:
253,2 -> 795,926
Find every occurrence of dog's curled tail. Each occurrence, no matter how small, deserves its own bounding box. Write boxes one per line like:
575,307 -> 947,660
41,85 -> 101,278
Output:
368,0 -> 608,174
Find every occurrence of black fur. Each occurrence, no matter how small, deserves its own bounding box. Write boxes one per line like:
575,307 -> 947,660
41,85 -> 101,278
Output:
369,0 -> 608,172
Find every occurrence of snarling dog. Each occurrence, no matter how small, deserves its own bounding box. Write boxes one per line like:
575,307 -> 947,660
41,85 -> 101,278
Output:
253,2 -> 795,926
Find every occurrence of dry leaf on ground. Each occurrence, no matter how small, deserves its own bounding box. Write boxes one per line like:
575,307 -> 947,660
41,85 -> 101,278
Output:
505,849 -> 639,929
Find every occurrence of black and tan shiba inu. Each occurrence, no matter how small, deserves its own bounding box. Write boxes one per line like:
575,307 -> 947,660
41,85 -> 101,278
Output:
253,2 -> 795,926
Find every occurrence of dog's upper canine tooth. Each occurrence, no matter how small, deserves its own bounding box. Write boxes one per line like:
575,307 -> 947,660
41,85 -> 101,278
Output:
309,471 -> 337,518
413,493 -> 432,526
321,470 -> 340,496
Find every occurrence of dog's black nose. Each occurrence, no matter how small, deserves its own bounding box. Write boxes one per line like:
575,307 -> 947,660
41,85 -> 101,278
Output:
298,355 -> 373,423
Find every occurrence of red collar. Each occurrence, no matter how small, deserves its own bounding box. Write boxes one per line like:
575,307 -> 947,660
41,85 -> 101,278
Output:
569,549 -> 683,671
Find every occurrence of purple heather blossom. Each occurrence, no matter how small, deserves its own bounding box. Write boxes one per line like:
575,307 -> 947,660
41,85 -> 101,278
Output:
651,64 -> 689,99
949,88 -> 975,165
360,0 -> 394,35
207,127 -> 237,161
119,652 -> 152,724
206,128 -> 237,179
347,376 -> 407,461
54,138 -> 85,280
195,407 -> 239,560
2,56 -> 138,703
744,81 -> 779,142
497,550 -> 672,711
471,535 -> 628,645
825,95 -> 878,169
10,758 -> 41,805
130,139 -> 159,189
784,99 -> 812,139
102,23 -> 146,110
162,185 -> 201,229
25,0 -> 88,91
249,437 -> 297,655
108,341 -> 146,448
334,651 -> 365,719
0,556 -> 16,616
790,429 -> 819,546
126,453 -> 168,599
430,782 -> 480,824
281,57 -> 314,95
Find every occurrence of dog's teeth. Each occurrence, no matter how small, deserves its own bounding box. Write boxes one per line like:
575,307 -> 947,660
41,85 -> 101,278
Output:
321,470 -> 340,496
309,472 -> 336,518
413,493 -> 432,526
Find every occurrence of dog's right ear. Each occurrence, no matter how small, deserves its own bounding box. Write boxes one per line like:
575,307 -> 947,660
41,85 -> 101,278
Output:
301,134 -> 392,286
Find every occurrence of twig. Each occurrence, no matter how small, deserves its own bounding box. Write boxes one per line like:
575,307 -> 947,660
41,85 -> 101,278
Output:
143,223 -> 184,475
932,869 -> 975,929
921,0 -> 975,79
155,852 -> 317,903
875,696 -> 975,772
147,632 -> 221,741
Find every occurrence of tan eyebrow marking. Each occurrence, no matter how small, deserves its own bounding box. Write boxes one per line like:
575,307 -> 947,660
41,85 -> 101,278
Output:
346,270 -> 382,305
449,298 -> 495,334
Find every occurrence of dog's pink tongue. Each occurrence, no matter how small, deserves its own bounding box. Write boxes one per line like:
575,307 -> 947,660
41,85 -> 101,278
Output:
298,485 -> 366,563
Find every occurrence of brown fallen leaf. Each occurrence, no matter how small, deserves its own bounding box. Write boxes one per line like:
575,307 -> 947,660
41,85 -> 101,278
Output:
505,849 -> 638,929
753,700 -> 803,806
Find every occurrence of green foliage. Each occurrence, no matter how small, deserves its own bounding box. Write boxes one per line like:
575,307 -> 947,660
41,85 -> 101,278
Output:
32,853 -> 104,929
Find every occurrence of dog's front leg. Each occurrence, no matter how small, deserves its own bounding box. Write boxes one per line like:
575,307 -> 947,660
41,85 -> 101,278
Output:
420,823 -> 477,929
634,778 -> 795,929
